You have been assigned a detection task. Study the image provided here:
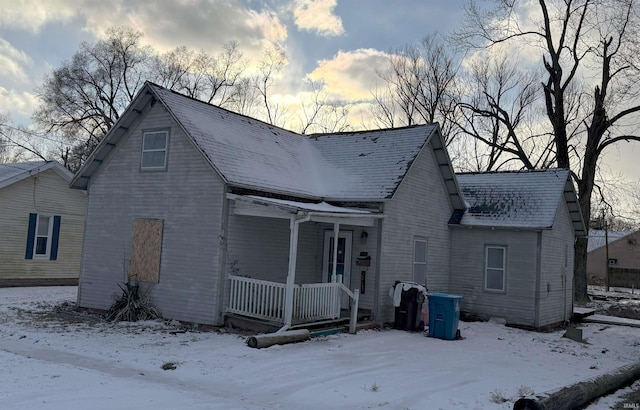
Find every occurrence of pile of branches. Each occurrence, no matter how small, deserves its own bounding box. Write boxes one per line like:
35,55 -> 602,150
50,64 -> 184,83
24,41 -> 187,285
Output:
105,282 -> 160,322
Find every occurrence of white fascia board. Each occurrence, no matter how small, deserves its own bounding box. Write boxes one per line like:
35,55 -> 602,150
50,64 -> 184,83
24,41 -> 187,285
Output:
307,214 -> 379,227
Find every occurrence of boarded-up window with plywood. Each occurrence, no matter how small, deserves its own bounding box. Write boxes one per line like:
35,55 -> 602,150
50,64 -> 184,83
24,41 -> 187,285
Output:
130,219 -> 164,283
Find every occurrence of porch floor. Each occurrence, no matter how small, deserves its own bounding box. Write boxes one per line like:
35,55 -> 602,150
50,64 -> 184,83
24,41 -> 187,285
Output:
224,308 -> 373,334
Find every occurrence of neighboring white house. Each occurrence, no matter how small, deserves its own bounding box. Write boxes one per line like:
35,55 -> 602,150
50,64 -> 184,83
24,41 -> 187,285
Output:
0,161 -> 87,286
70,82 -> 585,330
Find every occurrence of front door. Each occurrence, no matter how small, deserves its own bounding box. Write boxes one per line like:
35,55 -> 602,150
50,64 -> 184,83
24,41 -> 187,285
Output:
322,231 -> 353,308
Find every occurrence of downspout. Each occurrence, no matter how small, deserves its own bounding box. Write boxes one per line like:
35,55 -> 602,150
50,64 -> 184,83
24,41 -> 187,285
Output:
534,231 -> 542,328
373,216 -> 384,323
216,191 -> 230,325
76,186 -> 91,307
279,213 -> 311,333
332,222 -> 341,283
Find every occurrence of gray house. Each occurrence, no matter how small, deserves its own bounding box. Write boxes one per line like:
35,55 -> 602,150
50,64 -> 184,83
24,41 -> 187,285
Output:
71,82 -> 584,330
450,170 -> 586,328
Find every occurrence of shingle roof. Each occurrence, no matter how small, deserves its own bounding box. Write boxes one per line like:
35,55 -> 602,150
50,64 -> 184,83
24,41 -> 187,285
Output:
150,84 -> 438,200
0,161 -> 72,190
455,169 -> 586,235
587,229 -> 634,252
72,82 -> 454,203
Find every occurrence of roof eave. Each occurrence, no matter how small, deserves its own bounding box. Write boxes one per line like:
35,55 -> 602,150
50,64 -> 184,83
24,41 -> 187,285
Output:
563,174 -> 588,237
0,161 -> 72,190
449,223 -> 553,232
69,85 -> 155,190
427,125 -> 466,211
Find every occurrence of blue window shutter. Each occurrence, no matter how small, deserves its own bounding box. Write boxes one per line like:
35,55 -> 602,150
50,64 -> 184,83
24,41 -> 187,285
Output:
50,216 -> 61,261
25,213 -> 37,259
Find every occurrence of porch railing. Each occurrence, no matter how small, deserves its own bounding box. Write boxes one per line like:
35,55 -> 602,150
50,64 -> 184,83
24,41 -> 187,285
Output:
294,282 -> 341,322
228,275 -> 355,325
228,276 -> 286,322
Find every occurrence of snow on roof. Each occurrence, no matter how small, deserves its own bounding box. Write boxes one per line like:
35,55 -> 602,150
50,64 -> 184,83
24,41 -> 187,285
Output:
310,126 -> 436,199
455,169 -> 576,230
150,84 -> 436,201
587,229 -> 634,252
0,161 -> 72,190
230,194 -> 377,214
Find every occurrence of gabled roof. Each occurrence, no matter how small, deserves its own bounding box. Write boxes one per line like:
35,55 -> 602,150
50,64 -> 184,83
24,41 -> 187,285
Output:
71,82 -> 463,205
0,161 -> 73,190
587,229 -> 636,252
453,169 -> 586,236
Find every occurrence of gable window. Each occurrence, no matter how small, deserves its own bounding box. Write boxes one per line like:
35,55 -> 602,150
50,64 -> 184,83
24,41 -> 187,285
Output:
413,239 -> 427,286
141,131 -> 168,170
485,246 -> 506,292
25,213 -> 61,260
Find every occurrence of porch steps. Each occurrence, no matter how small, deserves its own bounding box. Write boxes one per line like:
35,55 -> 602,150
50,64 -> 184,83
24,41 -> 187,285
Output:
310,327 -> 345,338
573,307 -> 596,321
224,308 -> 377,335
307,320 -> 380,337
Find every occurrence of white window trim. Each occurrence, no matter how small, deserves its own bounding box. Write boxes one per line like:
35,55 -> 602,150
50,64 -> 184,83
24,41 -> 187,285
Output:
413,238 -> 427,285
484,245 -> 506,292
141,130 -> 169,170
34,215 -> 53,258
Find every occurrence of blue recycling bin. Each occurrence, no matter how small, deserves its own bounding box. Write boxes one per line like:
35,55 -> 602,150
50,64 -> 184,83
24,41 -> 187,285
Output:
428,293 -> 463,340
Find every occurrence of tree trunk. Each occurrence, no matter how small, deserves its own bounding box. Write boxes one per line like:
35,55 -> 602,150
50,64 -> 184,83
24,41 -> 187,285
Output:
574,237 -> 589,304
574,144 -> 598,304
246,329 -> 310,349
513,360 -> 640,409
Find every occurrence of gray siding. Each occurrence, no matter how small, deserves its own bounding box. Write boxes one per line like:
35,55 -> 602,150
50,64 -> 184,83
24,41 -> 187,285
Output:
78,102 -> 225,325
449,228 -> 538,327
0,169 -> 86,285
223,215 -> 379,311
378,141 -> 453,324
539,198 -> 575,326
224,215 -> 318,284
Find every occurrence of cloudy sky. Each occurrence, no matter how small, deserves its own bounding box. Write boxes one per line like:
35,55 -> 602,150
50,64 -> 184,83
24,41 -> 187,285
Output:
0,0 -> 464,125
0,0 -> 638,208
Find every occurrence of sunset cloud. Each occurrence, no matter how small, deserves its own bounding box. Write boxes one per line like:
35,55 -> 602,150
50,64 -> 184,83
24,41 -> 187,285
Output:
293,0 -> 345,37
308,49 -> 390,101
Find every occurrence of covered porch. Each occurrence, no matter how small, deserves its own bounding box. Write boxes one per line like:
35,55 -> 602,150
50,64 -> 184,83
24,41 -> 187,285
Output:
224,194 -> 383,333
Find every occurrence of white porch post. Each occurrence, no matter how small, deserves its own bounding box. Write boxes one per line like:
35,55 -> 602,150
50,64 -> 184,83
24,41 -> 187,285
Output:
283,215 -> 300,330
331,222 -> 340,283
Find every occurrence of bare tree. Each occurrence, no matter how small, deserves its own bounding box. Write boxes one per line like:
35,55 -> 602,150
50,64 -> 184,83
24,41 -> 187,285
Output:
373,35 -> 459,143
34,26 -> 152,149
253,43 -> 287,126
0,113 -> 47,162
457,0 -> 640,302
455,52 -> 552,171
297,79 -> 351,134
151,41 -> 245,107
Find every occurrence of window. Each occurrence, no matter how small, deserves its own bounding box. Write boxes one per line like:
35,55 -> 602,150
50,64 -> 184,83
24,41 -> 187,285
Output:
25,213 -> 61,260
141,131 -> 168,170
413,239 -> 427,286
485,246 -> 506,292
35,215 -> 52,256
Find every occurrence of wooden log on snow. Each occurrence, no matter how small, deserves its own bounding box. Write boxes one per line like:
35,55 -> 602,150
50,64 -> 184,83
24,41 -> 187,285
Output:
514,360 -> 640,410
246,329 -> 310,349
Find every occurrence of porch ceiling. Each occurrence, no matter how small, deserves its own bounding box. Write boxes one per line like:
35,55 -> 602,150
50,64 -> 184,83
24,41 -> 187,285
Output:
227,194 -> 382,227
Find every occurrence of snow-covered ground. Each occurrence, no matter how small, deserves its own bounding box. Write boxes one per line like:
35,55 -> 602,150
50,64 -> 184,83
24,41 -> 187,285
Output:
1,287 -> 640,409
